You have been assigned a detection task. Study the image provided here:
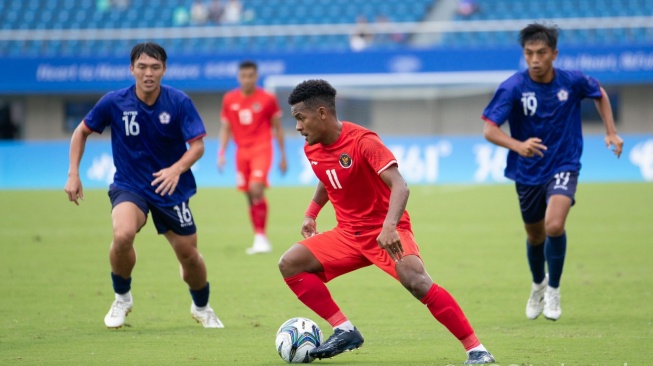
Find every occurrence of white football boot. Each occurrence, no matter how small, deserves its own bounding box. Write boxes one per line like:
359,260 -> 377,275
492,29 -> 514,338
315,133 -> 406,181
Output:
191,303 -> 225,328
543,286 -> 562,321
104,293 -> 133,329
245,233 -> 272,255
526,274 -> 548,320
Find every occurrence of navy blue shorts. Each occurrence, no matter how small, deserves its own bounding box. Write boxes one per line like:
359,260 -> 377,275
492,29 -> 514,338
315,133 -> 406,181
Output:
515,171 -> 578,224
108,185 -> 197,235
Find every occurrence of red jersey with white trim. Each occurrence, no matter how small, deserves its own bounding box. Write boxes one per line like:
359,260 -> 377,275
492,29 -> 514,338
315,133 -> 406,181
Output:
305,122 -> 411,233
221,87 -> 282,149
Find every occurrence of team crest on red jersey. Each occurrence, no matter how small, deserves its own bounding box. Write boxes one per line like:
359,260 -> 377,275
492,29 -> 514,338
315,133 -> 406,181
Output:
339,153 -> 352,168
252,102 -> 262,112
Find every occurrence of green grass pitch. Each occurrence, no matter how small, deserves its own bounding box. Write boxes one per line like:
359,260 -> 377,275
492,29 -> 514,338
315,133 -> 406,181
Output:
1,183 -> 651,365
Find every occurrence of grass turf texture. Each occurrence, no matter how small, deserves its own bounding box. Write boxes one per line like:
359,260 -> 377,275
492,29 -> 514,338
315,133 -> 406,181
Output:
1,183 -> 651,365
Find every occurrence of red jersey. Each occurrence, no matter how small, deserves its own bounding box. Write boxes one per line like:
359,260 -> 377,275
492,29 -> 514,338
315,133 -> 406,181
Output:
221,87 -> 282,149
305,122 -> 411,233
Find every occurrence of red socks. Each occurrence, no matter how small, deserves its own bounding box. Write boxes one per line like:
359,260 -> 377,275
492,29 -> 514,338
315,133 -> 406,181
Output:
284,274 -> 479,350
421,284 -> 480,351
284,272 -> 346,327
249,198 -> 268,234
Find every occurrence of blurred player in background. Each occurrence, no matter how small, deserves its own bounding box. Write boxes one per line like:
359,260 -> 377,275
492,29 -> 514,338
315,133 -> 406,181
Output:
217,60 -> 287,255
278,79 -> 495,364
482,23 -> 623,321
64,42 -> 224,329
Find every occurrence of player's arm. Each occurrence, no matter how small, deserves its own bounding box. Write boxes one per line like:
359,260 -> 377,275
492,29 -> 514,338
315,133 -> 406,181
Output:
64,121 -> 94,205
217,119 -> 232,172
483,121 -> 547,158
152,138 -> 205,196
301,181 -> 328,239
594,87 -> 624,158
378,165 -> 409,262
271,114 -> 287,175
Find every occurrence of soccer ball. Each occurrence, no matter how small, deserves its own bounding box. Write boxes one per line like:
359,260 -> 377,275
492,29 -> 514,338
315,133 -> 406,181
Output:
275,317 -> 324,363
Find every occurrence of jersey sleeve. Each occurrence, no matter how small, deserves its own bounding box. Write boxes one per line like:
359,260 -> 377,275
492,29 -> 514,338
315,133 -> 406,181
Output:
482,83 -> 514,126
83,93 -> 113,133
181,97 -> 207,142
359,134 -> 398,175
577,72 -> 603,99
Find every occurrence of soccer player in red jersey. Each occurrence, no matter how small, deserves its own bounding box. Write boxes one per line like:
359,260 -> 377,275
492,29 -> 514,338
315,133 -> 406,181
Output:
278,80 -> 495,364
217,61 -> 287,254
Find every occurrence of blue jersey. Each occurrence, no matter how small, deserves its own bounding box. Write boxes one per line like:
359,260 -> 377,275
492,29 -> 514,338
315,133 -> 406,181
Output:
482,68 -> 602,185
84,85 -> 206,206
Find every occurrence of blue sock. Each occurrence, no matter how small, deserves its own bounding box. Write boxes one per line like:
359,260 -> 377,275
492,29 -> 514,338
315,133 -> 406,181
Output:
526,240 -> 546,284
545,233 -> 567,288
190,282 -> 210,308
111,272 -> 132,295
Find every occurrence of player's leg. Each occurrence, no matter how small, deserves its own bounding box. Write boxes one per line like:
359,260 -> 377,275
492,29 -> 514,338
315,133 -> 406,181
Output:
278,230 -> 368,358
245,149 -> 273,254
152,201 -> 223,328
375,230 -> 494,364
541,171 -> 577,321
105,187 -> 148,328
517,183 -> 549,320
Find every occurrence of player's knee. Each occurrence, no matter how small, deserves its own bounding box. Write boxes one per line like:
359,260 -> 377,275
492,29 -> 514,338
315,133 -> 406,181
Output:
398,269 -> 432,299
249,190 -> 264,202
545,220 -> 565,237
278,249 -> 308,278
112,229 -> 137,247
527,235 -> 546,246
278,254 -> 295,277
178,250 -> 200,265
402,276 -> 431,299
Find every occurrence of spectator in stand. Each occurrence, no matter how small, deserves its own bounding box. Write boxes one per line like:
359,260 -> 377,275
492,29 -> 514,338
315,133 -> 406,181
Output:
350,16 -> 374,51
222,0 -> 242,24
191,0 -> 209,25
208,0 -> 224,24
457,0 -> 479,17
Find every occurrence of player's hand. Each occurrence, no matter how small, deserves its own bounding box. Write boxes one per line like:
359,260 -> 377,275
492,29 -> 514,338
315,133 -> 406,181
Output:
301,217 -> 318,239
517,137 -> 547,158
605,133 -> 624,158
217,154 -> 226,173
377,226 -> 404,263
279,157 -> 288,176
64,174 -> 84,206
152,166 -> 181,196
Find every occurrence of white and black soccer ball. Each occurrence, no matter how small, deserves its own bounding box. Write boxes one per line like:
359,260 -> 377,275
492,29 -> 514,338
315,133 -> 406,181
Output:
275,317 -> 324,363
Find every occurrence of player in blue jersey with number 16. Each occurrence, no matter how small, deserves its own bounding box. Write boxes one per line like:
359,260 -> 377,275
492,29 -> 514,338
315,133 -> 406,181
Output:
64,42 -> 224,329
482,23 -> 623,321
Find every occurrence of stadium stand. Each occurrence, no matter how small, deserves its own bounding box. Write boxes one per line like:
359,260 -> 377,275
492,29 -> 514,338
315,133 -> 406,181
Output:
442,0 -> 653,47
0,0 -> 435,56
0,0 -> 652,56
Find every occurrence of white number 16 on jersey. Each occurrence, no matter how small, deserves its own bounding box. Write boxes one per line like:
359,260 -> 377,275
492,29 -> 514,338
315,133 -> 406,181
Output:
122,114 -> 140,136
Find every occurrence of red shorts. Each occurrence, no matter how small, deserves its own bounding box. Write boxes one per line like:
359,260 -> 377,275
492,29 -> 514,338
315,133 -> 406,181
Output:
236,144 -> 272,191
299,226 -> 421,283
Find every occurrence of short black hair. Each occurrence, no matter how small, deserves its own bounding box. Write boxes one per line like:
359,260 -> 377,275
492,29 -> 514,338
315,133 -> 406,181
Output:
519,22 -> 559,50
239,60 -> 258,71
130,42 -> 167,66
287,79 -> 337,112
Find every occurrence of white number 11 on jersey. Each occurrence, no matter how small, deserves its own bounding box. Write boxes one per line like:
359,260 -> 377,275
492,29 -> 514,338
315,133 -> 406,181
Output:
325,169 -> 342,189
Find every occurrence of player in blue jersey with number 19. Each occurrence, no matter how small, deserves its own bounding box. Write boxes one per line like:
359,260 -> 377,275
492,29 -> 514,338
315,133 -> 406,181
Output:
64,42 -> 224,329
482,23 -> 623,321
